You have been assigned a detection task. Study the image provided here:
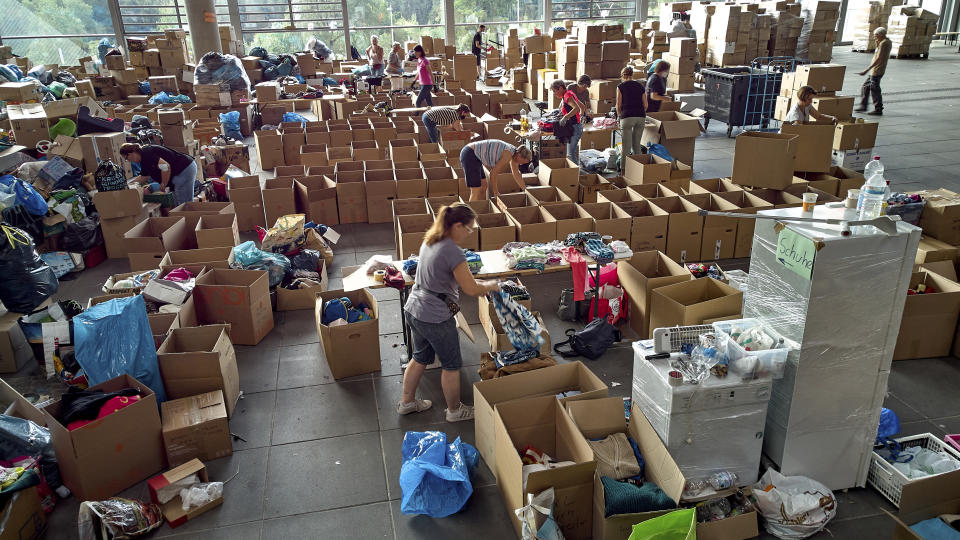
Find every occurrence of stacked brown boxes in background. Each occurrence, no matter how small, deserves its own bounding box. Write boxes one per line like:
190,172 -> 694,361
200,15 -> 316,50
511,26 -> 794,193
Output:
219,25 -> 244,56
766,5 -> 804,57
577,23 -> 604,80
665,37 -> 696,92
601,37 -> 630,79
850,0 -> 904,51
797,0 -> 841,62
705,4 -> 744,66
886,6 -> 939,57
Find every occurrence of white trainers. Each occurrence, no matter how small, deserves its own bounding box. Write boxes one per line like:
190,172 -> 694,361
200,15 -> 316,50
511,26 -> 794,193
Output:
445,404 -> 475,422
398,399 -> 432,415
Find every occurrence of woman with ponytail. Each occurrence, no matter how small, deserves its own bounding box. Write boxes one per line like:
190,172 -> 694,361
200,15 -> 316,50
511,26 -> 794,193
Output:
400,203 -> 500,422
120,142 -> 197,205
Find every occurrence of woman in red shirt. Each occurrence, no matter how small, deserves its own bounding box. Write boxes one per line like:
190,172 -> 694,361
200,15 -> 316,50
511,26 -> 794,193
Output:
551,80 -> 585,165
414,45 -> 434,107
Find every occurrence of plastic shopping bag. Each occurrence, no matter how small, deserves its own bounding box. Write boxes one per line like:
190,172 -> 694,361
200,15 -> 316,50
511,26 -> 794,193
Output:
399,431 -> 479,518
627,508 -> 696,540
73,295 -> 167,402
753,469 -> 837,539
516,487 -> 566,540
0,224 -> 59,312
232,241 -> 290,287
78,497 -> 163,540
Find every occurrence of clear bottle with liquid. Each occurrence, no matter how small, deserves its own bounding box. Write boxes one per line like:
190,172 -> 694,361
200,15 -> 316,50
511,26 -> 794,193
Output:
859,171 -> 887,221
859,156 -> 885,211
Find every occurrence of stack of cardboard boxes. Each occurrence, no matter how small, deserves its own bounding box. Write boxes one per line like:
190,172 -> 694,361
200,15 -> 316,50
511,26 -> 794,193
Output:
505,28 -> 522,68
665,38 -> 697,93
219,25 -> 244,56
886,6 -> 940,57
850,0 -> 904,51
797,0 -> 841,62
767,7 -> 804,57
577,24 -> 604,80
600,38 -> 630,79
705,4 -> 746,66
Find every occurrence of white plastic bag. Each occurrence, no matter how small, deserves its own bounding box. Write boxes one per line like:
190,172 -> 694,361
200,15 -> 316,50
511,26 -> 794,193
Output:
180,482 -> 223,511
515,487 -> 566,540
753,470 -> 837,539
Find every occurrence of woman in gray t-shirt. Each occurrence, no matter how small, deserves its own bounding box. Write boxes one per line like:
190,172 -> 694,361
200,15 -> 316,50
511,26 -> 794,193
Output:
400,203 -> 500,422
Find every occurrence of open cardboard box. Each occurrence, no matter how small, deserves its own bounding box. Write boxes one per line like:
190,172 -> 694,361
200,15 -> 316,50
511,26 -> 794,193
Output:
160,247 -> 235,272
157,324 -> 239,417
683,193 -> 739,261
276,259 -> 329,311
314,289 -> 380,379
506,206 -> 558,244
647,196 -> 704,264
613,199 -> 669,253
713,191 -> 774,258
161,390 -> 232,467
484,310 -> 551,356
496,192 -> 532,212
295,176 -> 339,225
578,174 -> 616,204
123,217 -> 190,271
148,458 -> 223,528
623,153 -> 670,185
566,398 -> 686,540
544,202 -> 594,240
598,188 -> 643,205
894,270 -> 960,360
650,277 -> 743,332
886,470 -> 960,539
195,213 -> 240,249
193,269 -> 274,345
538,157 -> 580,189
397,214 -> 434,258
580,202 -> 631,244
477,213 -> 516,251
494,395 -> 597,540
687,177 -> 743,195
618,250 -> 693,338
628,183 -> 679,199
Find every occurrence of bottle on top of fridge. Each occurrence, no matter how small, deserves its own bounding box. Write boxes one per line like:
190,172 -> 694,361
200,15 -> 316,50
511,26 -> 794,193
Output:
859,156 -> 885,211
859,171 -> 887,220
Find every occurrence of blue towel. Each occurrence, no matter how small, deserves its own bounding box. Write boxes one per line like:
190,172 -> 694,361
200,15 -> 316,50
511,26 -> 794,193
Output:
910,518 -> 960,540
601,476 -> 676,517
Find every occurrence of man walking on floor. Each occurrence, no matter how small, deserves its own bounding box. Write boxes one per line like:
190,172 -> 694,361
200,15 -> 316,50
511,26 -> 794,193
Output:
473,25 -> 486,79
856,27 -> 892,116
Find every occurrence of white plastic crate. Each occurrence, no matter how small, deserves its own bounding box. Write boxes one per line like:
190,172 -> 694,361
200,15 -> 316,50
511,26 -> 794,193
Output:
867,433 -> 960,507
712,318 -> 794,379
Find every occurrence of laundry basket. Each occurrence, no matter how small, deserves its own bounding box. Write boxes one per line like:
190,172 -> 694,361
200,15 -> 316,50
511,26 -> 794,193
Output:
867,432 -> 960,507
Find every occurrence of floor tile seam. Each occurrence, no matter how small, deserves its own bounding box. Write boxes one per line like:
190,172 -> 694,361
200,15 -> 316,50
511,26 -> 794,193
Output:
925,414 -> 960,423
263,497 -> 396,521
269,427 -> 385,448
274,378 -> 373,391
886,391 -> 929,420
161,516 -> 263,538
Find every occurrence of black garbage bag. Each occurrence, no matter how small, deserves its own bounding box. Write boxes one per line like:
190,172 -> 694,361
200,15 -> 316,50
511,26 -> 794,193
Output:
0,224 -> 59,312
63,216 -> 102,252
1,207 -> 42,243
249,46 -> 268,58
277,53 -> 298,67
55,70 -> 77,86
262,66 -> 279,81
0,415 -> 62,490
52,168 -> 84,191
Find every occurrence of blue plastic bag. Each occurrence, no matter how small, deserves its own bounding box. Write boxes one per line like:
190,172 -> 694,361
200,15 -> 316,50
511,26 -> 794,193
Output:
645,142 -> 674,162
399,431 -> 479,518
73,295 -> 167,402
148,91 -> 172,104
0,175 -> 47,216
232,241 -> 290,287
282,112 -> 308,126
219,111 -> 242,140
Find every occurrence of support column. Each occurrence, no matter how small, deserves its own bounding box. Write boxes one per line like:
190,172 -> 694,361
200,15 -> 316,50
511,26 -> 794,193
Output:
107,0 -> 125,49
640,0 -> 649,23
228,0 -> 243,45
185,0 -> 222,58
444,0 -> 456,49
545,0 -> 553,29
341,0 -> 351,59
835,0 -> 848,44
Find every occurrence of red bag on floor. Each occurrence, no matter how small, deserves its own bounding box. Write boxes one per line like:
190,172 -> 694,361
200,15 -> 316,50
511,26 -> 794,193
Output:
588,263 -> 626,323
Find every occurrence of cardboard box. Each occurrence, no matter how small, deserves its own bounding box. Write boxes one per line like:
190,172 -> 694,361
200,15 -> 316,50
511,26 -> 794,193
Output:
473,361 -> 607,471
477,213 -> 516,251
732,132 -> 798,189
624,153 -> 672,186
276,260 -> 328,311
526,185 -> 573,206
544,202 -> 594,240
227,175 -> 265,231
398,214 -> 433,257
793,63 -> 845,92
484,309 -> 551,355
833,120 -> 878,151
618,251 -> 692,338
157,324 -> 239,418
161,390 -> 231,466
647,196 -> 703,264
168,201 -> 235,242
640,112 -> 701,165
148,459 -> 223,528
148,311 -> 179,349
94,187 -> 143,219
649,277 -> 743,332
566,398 -> 685,540
295,176 -> 339,226
159,247 -> 234,272
42,374 -> 165,501
0,311 -> 33,374
916,189 -> 960,245
336,176 -> 367,224
0,485 -> 45,540
713,191 -> 774,258
506,206 -> 557,243
262,177 -> 296,228
579,202 -> 631,243
780,123 -> 834,173
195,213 -> 239,249
615,199 -> 670,253
830,148 -> 873,171
254,130 -> 284,170
314,289 -> 380,379
6,103 -> 48,150
494,395 -> 596,540
811,95 -> 855,121
894,271 -> 960,360
193,269 -> 274,345
538,158 -> 580,189
123,217 -> 190,271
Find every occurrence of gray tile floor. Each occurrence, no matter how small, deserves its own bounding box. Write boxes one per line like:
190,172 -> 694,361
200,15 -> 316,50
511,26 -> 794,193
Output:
36,44 -> 960,539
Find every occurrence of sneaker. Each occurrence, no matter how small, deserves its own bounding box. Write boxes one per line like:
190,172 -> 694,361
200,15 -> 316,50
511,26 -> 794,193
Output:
445,404 -> 475,422
398,399 -> 432,415
854,107 -> 867,113
867,110 -> 883,116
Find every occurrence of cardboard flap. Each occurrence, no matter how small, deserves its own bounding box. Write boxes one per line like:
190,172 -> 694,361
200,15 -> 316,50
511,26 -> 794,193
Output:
566,397 -> 629,440
658,114 -> 701,139
898,467 -> 960,516
630,403 -> 685,502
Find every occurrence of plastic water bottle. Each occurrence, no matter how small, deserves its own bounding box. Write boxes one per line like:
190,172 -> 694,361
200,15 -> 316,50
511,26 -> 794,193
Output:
708,471 -> 739,490
859,171 -> 887,220
859,156 -> 885,211
881,180 -> 892,215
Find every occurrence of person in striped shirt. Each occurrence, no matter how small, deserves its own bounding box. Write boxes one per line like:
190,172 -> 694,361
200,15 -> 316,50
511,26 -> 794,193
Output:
460,140 -> 533,201
421,104 -> 470,143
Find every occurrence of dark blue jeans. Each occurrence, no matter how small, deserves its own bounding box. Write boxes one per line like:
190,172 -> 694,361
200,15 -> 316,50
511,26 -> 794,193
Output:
422,113 -> 440,143
416,84 -> 434,107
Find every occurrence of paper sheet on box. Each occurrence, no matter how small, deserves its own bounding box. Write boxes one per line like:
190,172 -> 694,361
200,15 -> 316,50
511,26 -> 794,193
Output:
42,321 -> 70,379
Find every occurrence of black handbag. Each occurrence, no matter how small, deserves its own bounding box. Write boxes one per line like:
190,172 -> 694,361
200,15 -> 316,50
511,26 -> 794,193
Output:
77,105 -> 124,136
94,160 -> 127,192
553,318 -> 621,360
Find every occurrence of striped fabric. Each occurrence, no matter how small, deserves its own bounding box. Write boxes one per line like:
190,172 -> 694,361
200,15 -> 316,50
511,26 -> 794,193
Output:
467,140 -> 515,168
424,107 -> 461,126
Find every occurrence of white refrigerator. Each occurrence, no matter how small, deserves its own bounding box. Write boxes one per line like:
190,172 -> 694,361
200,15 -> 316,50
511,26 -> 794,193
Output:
744,205 -> 920,490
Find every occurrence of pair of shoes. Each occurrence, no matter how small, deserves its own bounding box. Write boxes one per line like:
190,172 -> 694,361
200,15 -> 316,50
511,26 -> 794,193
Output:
398,399 -> 432,415
445,403 -> 475,422
867,110 -> 883,116
854,107 -> 867,113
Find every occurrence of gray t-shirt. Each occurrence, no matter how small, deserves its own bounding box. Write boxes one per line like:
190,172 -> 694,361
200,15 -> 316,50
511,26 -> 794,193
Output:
646,74 -> 667,113
403,238 -> 467,323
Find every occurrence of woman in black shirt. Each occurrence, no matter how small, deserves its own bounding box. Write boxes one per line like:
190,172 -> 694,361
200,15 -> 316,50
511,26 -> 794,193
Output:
616,66 -> 648,156
120,143 -> 198,205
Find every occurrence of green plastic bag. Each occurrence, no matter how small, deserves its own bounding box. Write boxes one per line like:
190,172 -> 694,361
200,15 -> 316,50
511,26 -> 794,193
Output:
628,508 -> 696,540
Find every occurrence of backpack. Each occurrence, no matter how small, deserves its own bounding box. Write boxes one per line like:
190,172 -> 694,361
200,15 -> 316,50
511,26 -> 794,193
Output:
553,318 -> 621,360
94,160 -> 127,192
